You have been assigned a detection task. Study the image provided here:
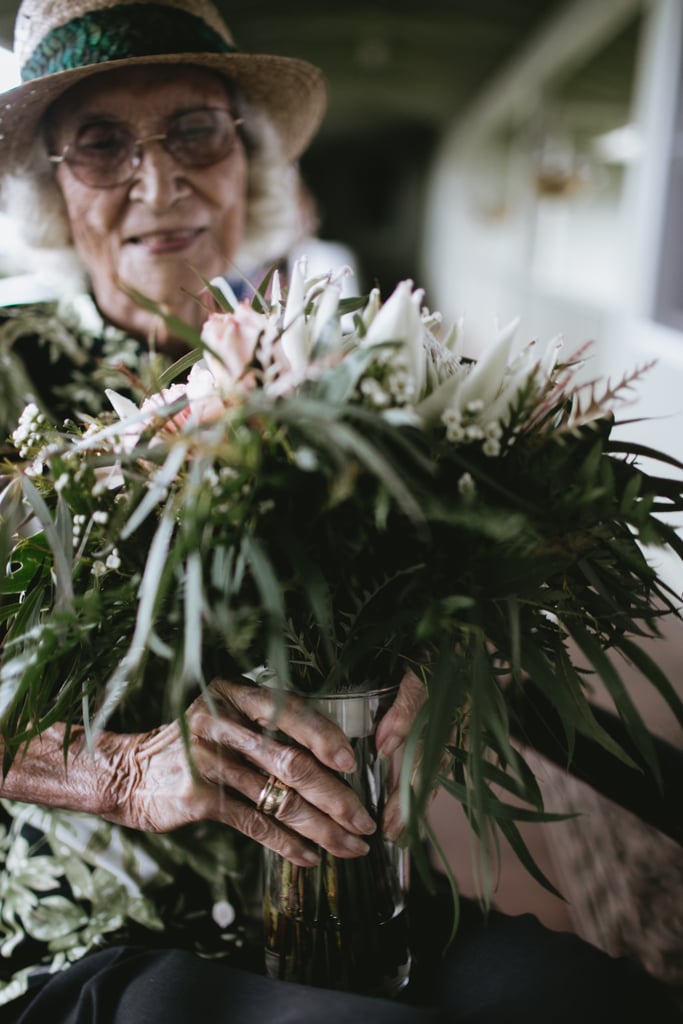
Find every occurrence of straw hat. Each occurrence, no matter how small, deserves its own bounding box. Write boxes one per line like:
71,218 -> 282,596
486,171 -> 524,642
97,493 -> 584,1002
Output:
0,0 -> 327,171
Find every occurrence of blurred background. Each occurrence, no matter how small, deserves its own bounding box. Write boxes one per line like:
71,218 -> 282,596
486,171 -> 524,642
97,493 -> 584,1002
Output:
0,0 -> 681,1001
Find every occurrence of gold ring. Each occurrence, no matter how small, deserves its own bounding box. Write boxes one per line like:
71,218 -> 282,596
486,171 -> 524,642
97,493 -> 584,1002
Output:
256,774 -> 290,817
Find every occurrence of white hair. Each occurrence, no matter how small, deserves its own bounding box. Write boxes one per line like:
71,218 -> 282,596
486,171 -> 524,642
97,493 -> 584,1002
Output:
0,93 -> 302,291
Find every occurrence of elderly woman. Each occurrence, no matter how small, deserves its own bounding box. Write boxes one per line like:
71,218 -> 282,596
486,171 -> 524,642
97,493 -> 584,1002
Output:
0,2 -> 680,1023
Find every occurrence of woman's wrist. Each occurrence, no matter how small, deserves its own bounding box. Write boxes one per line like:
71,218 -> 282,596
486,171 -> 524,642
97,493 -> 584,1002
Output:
0,723 -> 121,817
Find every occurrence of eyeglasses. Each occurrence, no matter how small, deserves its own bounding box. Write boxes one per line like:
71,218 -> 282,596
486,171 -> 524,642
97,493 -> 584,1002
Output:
48,107 -> 245,189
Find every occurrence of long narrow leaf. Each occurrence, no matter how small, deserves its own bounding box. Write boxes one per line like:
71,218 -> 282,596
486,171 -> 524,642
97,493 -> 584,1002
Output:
20,476 -> 73,610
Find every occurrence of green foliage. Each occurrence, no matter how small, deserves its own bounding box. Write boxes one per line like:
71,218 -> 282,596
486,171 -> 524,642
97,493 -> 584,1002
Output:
2,278 -> 683,909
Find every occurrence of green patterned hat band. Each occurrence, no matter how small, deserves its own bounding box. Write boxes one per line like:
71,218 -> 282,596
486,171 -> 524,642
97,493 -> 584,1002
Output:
21,3 -> 235,82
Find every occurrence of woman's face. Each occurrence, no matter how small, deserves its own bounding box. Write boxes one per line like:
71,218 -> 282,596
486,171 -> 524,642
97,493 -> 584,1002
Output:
47,66 -> 249,349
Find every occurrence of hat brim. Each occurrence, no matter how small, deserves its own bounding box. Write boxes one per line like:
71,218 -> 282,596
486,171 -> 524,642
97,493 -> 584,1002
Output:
0,51 -> 327,172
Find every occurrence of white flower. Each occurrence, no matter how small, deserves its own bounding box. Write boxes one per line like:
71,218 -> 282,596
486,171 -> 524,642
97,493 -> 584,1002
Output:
266,261 -> 347,396
387,368 -> 416,404
279,257 -> 311,379
105,390 -> 138,423
185,363 -> 226,423
105,389 -> 151,455
312,280 -> 342,350
92,464 -> 125,493
360,378 -> 390,408
105,549 -> 121,571
458,472 -> 476,496
484,422 -> 503,440
415,318 -> 518,427
483,336 -> 562,428
362,280 -> 427,399
483,438 -> 502,457
451,318 -> 520,414
293,447 -> 318,471
360,287 -> 381,332
11,402 -> 46,457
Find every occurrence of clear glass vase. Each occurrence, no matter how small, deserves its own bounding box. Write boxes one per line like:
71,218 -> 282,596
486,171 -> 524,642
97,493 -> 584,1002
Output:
263,685 -> 411,997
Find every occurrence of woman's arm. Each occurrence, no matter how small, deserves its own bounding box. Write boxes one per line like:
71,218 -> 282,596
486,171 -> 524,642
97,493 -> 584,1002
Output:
0,721 -> 116,815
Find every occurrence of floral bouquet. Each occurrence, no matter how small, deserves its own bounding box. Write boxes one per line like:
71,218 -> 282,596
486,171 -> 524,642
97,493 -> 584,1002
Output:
1,259 -> 683,990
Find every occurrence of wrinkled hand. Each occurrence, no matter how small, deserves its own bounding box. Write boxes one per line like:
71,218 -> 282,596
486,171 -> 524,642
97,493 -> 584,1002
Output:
374,667 -> 429,841
95,679 -> 377,868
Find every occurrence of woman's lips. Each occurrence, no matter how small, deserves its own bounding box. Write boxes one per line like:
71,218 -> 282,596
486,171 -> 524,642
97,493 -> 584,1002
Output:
126,227 -> 204,254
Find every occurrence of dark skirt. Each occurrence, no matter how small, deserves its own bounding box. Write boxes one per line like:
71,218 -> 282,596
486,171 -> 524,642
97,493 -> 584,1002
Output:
3,888 -> 680,1024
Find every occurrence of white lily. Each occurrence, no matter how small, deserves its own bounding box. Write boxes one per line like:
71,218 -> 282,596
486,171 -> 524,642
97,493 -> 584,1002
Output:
415,318 -> 519,426
105,389 -> 139,422
362,280 -> 427,399
312,281 -> 342,351
361,287 -> 382,333
485,336 -> 564,424
454,317 -> 519,412
270,269 -> 282,310
280,257 -> 311,378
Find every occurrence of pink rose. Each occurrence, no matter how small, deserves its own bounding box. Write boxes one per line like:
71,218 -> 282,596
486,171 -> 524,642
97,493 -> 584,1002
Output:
201,304 -> 276,392
140,382 -> 192,434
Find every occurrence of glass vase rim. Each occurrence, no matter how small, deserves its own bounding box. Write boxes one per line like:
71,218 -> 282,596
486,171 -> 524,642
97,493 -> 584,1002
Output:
305,683 -> 400,700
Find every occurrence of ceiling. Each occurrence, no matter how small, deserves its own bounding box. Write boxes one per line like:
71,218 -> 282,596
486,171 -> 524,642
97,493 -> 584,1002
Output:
221,1 -> 571,139
0,0 -> 570,139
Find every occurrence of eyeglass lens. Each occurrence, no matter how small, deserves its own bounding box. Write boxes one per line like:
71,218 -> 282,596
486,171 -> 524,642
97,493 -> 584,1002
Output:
58,108 -> 241,187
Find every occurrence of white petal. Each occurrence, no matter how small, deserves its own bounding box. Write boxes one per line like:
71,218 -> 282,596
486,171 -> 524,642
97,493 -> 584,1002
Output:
105,389 -> 140,421
361,287 -> 382,330
363,280 -> 415,346
455,318 -> 520,411
280,258 -> 311,375
313,282 -> 341,346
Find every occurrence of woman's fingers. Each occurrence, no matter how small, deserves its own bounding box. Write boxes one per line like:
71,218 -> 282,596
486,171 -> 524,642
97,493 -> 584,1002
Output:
225,781 -> 371,860
203,680 -> 376,830
188,739 -> 373,861
183,681 -> 377,854
213,680 -> 357,773
190,710 -> 376,842
375,667 -> 426,758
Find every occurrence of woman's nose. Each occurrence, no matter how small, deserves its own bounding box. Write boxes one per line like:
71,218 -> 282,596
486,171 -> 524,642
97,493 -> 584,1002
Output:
128,142 -> 190,210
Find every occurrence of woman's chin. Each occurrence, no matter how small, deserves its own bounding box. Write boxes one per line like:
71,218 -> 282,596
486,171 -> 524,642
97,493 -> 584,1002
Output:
117,261 -> 212,310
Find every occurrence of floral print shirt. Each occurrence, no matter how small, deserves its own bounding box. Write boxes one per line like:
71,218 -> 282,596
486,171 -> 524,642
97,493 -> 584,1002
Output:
0,295 -> 258,1007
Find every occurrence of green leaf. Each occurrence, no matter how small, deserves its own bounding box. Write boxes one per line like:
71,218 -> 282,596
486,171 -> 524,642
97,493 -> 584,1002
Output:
251,263 -> 280,313
183,550 -> 204,685
496,817 -> 566,901
121,441 -> 189,540
518,642 -> 637,769
21,475 -> 73,611
158,348 -> 202,389
607,439 -> 683,471
421,818 -> 461,950
242,534 -> 290,687
566,619 -> 661,785
96,509 -> 176,726
615,634 -> 683,730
